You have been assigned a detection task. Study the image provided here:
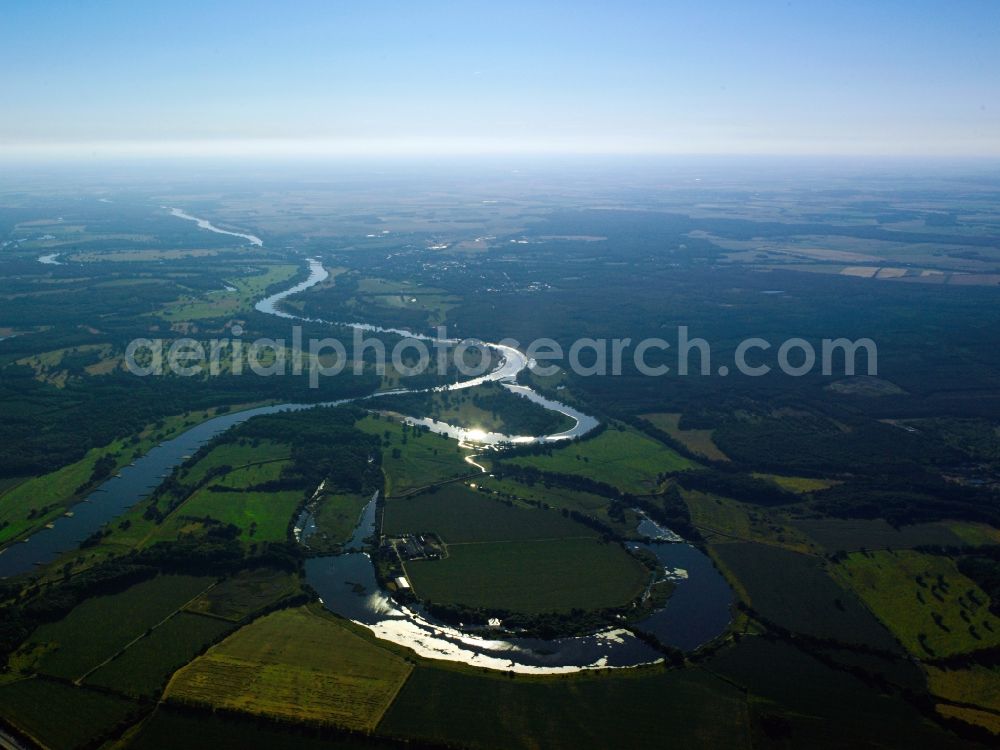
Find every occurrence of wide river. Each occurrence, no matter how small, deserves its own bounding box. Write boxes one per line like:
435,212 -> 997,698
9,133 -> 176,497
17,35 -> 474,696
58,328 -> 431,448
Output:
8,211 -> 734,672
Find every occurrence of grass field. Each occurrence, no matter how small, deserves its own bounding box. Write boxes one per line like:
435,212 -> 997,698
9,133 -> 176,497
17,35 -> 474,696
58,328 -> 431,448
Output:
0,677 -> 140,750
711,543 -> 901,651
17,575 -> 213,681
383,483 -> 595,543
86,613 -> 234,697
378,665 -> 750,749
184,568 -> 299,622
311,492 -> 370,549
683,490 -> 814,552
357,415 -> 471,495
406,538 -> 648,614
166,486 -> 303,543
830,550 -> 1000,658
947,521 -> 1000,547
165,606 -> 412,731
510,426 -> 695,494
751,472 -> 836,493
641,412 -> 729,461
180,439 -> 289,486
113,439 -> 302,546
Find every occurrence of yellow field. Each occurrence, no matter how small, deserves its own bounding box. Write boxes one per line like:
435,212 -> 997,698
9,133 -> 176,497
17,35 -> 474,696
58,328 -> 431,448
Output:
926,664 -> 1000,714
948,522 -> 1000,546
641,413 -> 729,461
936,704 -> 1000,735
751,473 -> 837,493
165,607 -> 412,730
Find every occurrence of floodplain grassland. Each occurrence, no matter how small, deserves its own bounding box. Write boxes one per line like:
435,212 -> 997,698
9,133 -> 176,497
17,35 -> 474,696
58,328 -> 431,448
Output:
0,677 -> 140,750
14,575 -> 214,681
383,482 -> 594,543
641,412 -> 729,461
377,665 -> 750,749
159,263 -> 299,321
310,491 -> 370,549
510,426 -> 695,494
111,440 -> 299,548
406,537 -> 648,614
165,486 -> 303,543
165,606 -> 412,731
830,549 -> 1000,658
179,439 -> 290,487
357,415 -> 471,496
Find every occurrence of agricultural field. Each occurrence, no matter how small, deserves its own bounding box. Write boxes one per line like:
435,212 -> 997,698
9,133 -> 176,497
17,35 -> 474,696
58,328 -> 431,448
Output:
378,665 -> 750,749
183,568 -> 300,622
476,474 -> 636,535
357,415 -> 471,496
13,575 -> 214,681
641,412 -> 729,461
383,483 -> 595,543
707,637 -> 967,749
124,706 -> 402,750
405,538 -> 648,614
86,612 -> 234,697
510,426 -> 695,494
165,606 -> 412,731
711,543 -> 901,651
791,517 -> 966,552
0,678 -> 141,750
354,275 -> 460,325
830,550 -> 1000,658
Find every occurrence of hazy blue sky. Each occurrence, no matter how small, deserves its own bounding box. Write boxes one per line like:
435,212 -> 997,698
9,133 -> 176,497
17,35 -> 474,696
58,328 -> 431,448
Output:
2,1 -> 998,157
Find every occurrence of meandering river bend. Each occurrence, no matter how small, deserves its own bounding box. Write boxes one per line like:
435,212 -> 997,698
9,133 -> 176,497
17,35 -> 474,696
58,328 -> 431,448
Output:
8,210 -> 734,672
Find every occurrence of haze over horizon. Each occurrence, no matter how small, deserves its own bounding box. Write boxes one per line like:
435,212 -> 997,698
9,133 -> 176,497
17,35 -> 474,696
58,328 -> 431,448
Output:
1,0 -> 998,160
